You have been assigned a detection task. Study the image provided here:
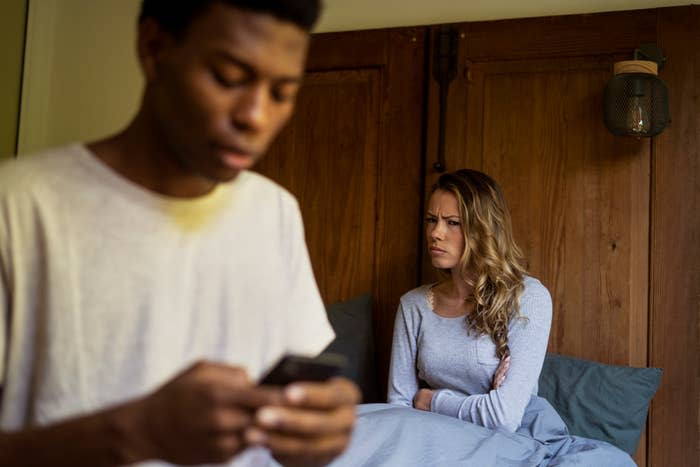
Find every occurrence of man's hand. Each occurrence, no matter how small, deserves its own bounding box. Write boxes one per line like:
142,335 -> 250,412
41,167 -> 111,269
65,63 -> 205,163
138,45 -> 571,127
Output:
125,361 -> 282,465
413,388 -> 434,411
0,364 -> 357,467
245,377 -> 360,467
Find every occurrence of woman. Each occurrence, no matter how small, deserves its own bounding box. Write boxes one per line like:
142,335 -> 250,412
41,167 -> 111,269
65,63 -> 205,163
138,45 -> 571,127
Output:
387,168 -> 550,431
329,169 -> 634,466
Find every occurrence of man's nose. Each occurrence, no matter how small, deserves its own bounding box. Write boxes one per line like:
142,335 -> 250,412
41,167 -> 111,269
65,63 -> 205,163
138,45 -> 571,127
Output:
232,82 -> 269,132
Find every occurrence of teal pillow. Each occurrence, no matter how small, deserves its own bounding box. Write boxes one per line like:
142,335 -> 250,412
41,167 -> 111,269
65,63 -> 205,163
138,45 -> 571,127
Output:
321,294 -> 379,403
538,353 -> 662,455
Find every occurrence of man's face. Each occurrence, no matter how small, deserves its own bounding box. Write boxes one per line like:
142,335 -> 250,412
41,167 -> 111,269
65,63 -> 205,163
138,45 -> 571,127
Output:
145,4 -> 309,182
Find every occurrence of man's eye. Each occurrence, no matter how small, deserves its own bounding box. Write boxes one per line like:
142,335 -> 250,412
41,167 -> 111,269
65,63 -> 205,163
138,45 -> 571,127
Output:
271,84 -> 300,103
212,70 -> 246,88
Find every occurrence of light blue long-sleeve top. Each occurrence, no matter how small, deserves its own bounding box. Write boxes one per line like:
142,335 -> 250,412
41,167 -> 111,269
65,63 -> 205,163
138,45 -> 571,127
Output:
387,276 -> 552,432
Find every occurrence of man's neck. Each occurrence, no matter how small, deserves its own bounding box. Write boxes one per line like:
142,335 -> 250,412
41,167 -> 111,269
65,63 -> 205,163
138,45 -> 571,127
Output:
87,112 -> 218,199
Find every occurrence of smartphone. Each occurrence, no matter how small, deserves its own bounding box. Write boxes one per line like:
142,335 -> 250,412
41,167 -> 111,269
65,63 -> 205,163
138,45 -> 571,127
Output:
259,353 -> 347,386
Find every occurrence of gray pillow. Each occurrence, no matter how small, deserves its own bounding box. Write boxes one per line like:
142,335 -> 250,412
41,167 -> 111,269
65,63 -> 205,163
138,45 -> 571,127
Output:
321,293 -> 379,403
538,352 -> 662,455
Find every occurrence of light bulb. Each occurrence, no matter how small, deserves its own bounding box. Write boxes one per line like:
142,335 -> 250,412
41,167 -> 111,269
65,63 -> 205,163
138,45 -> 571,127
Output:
626,96 -> 650,135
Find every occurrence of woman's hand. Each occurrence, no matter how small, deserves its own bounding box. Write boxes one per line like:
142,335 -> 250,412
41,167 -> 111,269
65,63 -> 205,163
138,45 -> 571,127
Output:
491,355 -> 511,390
413,389 -> 434,411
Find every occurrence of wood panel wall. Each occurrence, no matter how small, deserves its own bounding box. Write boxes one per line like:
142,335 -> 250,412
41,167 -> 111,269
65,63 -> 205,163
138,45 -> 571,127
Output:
422,8 -> 699,465
256,28 -> 427,400
423,12 -> 658,464
650,7 -> 699,467
260,7 -> 698,466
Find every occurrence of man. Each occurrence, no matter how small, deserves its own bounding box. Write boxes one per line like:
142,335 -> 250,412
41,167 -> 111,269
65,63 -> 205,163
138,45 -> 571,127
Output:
0,1 -> 359,466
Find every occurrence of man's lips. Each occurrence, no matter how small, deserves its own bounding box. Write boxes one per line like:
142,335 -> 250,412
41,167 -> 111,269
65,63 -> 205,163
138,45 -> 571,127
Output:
215,144 -> 255,170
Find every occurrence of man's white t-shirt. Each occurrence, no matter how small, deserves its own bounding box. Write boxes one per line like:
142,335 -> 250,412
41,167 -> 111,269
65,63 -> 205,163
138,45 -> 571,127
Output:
0,144 -> 335,465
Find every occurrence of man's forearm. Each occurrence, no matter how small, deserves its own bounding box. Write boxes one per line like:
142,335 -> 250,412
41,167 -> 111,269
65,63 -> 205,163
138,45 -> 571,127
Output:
0,399 -> 151,467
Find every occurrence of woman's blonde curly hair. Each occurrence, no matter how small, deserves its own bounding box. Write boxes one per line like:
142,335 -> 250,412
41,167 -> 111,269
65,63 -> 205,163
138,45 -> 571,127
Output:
432,169 -> 527,360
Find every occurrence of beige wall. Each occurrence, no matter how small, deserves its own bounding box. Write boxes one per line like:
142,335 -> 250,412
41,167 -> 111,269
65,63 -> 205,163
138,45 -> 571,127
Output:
0,0 -> 27,158
18,0 -> 142,155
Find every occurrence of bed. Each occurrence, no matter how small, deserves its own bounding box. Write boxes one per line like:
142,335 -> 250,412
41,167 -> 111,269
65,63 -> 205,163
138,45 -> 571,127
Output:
321,294 -> 662,466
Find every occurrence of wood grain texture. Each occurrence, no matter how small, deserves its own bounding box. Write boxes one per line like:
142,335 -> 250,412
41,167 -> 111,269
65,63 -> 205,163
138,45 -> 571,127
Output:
371,28 -> 427,398
464,9 -> 657,61
257,28 -> 427,401
462,58 -> 650,366
306,30 -> 388,71
256,8 -> 697,464
424,16 -> 657,464
257,69 -> 380,303
650,6 -> 700,467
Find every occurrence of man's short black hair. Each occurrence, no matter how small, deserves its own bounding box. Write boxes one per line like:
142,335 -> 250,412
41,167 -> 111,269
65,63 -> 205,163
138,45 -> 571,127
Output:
140,0 -> 322,36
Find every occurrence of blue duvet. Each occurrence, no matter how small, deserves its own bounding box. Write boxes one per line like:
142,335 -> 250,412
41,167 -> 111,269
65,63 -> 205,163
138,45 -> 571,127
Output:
329,396 -> 634,466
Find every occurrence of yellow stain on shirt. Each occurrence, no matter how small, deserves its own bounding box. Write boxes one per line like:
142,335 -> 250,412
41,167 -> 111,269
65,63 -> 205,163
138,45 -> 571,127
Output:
163,184 -> 231,232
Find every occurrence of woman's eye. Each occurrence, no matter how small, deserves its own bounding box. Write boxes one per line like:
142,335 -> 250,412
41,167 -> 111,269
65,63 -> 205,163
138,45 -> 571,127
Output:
448,220 -> 461,226
425,217 -> 437,224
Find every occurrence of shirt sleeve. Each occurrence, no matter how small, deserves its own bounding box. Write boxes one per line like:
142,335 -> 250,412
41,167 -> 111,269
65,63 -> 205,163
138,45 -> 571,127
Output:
281,196 -> 335,357
430,282 -> 552,432
387,300 -> 421,407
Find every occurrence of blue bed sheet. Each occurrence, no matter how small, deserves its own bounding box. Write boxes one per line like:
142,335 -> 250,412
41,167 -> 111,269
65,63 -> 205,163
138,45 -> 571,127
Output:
329,396 -> 634,466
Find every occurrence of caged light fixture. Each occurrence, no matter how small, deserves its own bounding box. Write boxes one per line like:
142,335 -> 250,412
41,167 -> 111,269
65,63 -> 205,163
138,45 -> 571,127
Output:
603,44 -> 669,137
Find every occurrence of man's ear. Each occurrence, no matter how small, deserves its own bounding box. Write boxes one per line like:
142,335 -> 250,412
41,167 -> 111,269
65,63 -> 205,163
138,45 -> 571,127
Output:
137,18 -> 173,83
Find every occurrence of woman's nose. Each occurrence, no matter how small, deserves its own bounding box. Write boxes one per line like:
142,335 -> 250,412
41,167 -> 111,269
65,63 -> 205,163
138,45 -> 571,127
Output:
430,222 -> 445,240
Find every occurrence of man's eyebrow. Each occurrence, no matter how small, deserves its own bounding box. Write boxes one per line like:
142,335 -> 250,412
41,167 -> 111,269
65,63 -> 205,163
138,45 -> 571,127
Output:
213,50 -> 304,83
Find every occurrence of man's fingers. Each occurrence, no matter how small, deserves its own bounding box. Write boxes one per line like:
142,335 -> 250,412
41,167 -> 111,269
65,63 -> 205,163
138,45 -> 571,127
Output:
245,428 -> 351,464
237,378 -> 358,466
281,378 -> 360,409
202,408 -> 254,434
254,405 -> 355,435
203,434 -> 247,463
219,385 -> 285,410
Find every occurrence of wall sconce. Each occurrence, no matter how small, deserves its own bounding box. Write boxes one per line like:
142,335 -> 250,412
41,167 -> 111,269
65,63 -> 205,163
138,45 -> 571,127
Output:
603,44 -> 669,137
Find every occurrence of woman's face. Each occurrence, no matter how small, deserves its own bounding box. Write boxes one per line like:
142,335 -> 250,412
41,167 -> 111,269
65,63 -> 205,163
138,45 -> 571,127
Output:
425,189 -> 466,271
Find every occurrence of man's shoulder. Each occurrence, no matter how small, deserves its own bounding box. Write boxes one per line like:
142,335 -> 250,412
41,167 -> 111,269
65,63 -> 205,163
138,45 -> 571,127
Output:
237,170 -> 298,208
0,144 -> 85,196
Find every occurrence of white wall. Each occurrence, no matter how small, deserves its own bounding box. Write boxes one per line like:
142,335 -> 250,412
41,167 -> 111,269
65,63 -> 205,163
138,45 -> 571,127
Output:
17,0 -> 693,154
